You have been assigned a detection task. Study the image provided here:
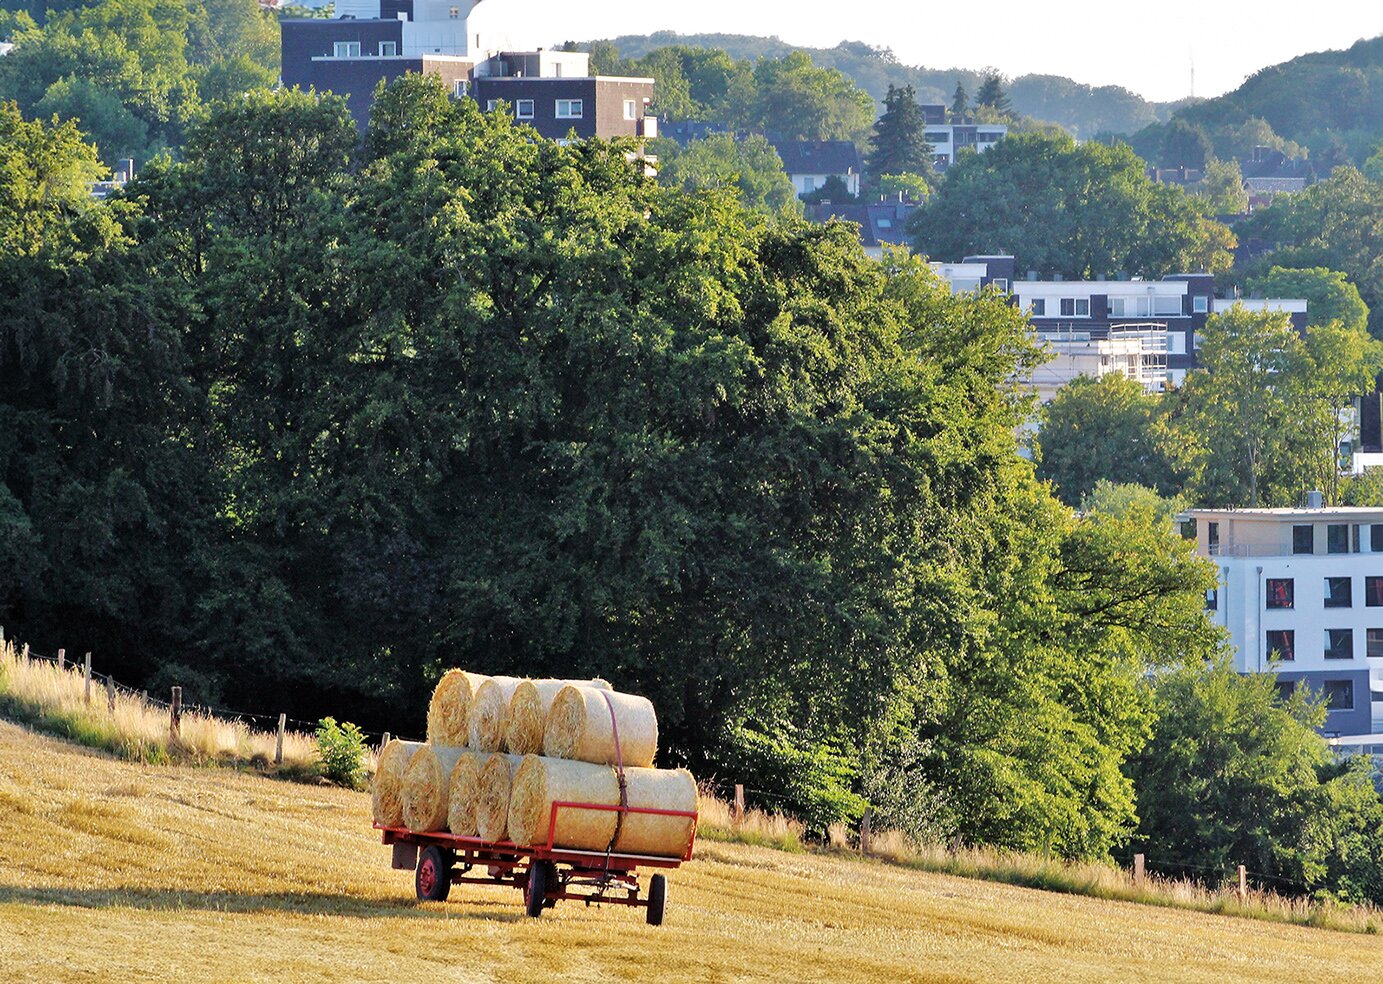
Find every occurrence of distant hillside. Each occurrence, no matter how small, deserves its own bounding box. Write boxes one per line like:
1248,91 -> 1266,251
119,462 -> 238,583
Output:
1173,34 -> 1383,164
579,32 -> 1182,138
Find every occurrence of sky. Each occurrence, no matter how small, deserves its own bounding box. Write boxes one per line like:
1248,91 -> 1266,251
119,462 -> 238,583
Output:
466,0 -> 1383,103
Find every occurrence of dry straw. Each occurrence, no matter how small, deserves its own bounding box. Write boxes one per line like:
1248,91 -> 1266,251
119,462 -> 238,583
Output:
426,670 -> 486,746
467,677 -> 521,752
505,678 -> 610,755
614,767 -> 698,856
475,753 -> 525,842
543,684 -> 658,768
401,745 -> 468,832
446,751 -> 486,837
372,739 -> 424,826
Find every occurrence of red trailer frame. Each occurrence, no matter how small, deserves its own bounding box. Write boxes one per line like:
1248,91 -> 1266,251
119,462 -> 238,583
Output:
376,800 -> 698,924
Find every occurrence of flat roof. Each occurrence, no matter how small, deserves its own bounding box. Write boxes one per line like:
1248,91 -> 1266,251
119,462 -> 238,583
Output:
1186,507 -> 1383,519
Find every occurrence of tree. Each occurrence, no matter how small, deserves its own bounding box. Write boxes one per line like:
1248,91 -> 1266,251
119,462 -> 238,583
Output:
949,80 -> 969,122
1248,266 -> 1370,335
1081,480 -> 1187,531
1159,118 -> 1212,169
877,172 -> 929,203
910,132 -> 1209,280
1300,322 -> 1383,501
866,84 -> 934,181
1128,656 -> 1383,903
33,76 -> 150,163
1195,157 -> 1249,216
657,133 -> 801,217
1035,374 -> 1177,506
733,50 -> 875,143
974,71 -> 1011,118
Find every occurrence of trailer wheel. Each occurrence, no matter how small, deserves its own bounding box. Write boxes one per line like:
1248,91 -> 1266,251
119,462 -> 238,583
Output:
416,846 -> 452,903
646,874 -> 667,926
524,862 -> 549,918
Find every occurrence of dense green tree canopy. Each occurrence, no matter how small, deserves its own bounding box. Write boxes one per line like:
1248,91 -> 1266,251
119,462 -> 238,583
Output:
909,131 -> 1223,279
656,133 -> 800,217
866,84 -> 934,180
1248,266 -> 1370,333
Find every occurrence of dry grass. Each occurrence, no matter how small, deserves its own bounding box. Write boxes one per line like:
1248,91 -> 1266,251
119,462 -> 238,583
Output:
0,638 -> 322,776
1,720 -> 1382,983
696,790 -> 1383,936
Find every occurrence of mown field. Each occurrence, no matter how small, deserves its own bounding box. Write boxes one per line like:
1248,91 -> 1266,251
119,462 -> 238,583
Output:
1,720 -> 1380,984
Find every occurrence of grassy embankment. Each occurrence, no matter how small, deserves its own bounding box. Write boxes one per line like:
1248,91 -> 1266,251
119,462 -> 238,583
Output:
3,634 -> 1378,937
2,719 -> 1382,983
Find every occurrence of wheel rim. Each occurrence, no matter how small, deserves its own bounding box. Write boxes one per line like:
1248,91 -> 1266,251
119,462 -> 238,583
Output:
419,857 -> 436,896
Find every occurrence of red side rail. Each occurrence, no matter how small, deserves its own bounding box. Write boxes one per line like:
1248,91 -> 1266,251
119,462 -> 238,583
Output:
546,801 -> 700,863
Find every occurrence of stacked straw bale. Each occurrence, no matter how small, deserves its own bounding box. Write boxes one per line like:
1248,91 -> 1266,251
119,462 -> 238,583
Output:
543,684 -> 658,768
475,753 -> 525,842
371,739 -> 424,827
427,670 -> 487,746
505,678 -> 610,755
467,677 -> 522,752
446,751 -> 487,837
402,745 -> 469,832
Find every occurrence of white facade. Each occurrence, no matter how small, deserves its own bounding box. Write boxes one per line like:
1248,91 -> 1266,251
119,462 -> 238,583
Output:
791,172 -> 861,198
1189,507 -> 1383,735
335,0 -> 484,57
922,124 -> 1008,166
1030,324 -> 1171,400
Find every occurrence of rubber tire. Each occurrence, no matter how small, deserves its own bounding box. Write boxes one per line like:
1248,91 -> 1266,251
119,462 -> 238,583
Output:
416,845 -> 452,903
524,861 -> 548,918
646,874 -> 667,926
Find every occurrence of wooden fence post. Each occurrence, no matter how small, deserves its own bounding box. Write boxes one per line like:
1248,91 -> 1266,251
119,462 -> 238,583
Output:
169,687 -> 182,743
1237,865 -> 1247,901
1133,853 -> 1146,884
381,731 -> 391,753
275,713 -> 287,766
83,653 -> 92,704
106,677 -> 116,713
733,784 -> 745,826
57,648 -> 66,671
860,807 -> 873,856
22,643 -> 29,664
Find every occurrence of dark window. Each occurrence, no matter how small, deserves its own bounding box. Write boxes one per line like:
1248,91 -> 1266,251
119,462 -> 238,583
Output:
1059,298 -> 1090,317
1266,578 -> 1294,609
1354,525 -> 1362,553
1274,680 -> 1296,702
1205,588 -> 1218,611
1368,577 -> 1383,607
1328,524 -> 1349,554
1323,679 -> 1355,710
1207,522 -> 1219,550
1029,298 -> 1046,316
1266,629 -> 1295,660
1325,628 -> 1353,660
1372,524 -> 1383,552
1325,577 -> 1353,608
1367,629 -> 1383,657
1293,525 -> 1314,554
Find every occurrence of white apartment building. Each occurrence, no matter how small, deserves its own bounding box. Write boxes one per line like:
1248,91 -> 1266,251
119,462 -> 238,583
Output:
923,123 -> 1008,168
1188,504 -> 1383,737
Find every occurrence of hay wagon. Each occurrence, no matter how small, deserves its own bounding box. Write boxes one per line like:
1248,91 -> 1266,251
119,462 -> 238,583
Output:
375,800 -> 698,925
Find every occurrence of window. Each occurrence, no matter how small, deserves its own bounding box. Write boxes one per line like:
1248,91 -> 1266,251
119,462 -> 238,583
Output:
1323,679 -> 1354,710
485,99 -> 499,111
1029,298 -> 1046,316
976,131 -> 1004,143
453,79 -> 468,98
1325,576 -> 1353,608
333,41 -> 361,58
1193,295 -> 1209,313
1325,628 -> 1354,660
555,98 -> 584,119
1266,629 -> 1295,661
624,99 -> 637,121
802,176 -> 816,193
1059,298 -> 1090,317
1207,522 -> 1220,551
515,99 -> 534,119
1274,680 -> 1296,702
379,41 -> 397,56
1293,524 -> 1314,555
1328,524 -> 1349,554
925,131 -> 951,143
448,5 -> 459,16
1372,524 -> 1383,552
1265,578 -> 1293,609
877,218 -> 892,229
1205,588 -> 1218,611
1368,629 -> 1383,657
1354,524 -> 1363,553
993,278 -> 1009,292
1368,576 -> 1383,607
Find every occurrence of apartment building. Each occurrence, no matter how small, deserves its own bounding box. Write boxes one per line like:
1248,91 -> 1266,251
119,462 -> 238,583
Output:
770,140 -> 863,199
915,104 -> 1007,169
1188,503 -> 1383,736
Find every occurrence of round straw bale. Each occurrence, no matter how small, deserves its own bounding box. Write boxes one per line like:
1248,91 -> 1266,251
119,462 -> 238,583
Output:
505,678 -> 611,755
402,745 -> 469,832
446,751 -> 487,837
371,740 -> 424,827
544,684 -> 658,768
613,767 -> 699,857
467,676 -> 522,752
427,669 -> 486,746
475,753 -> 525,842
507,755 -> 620,849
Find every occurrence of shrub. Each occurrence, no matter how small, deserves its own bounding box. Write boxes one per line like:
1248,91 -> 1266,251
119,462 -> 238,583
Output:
314,717 -> 368,790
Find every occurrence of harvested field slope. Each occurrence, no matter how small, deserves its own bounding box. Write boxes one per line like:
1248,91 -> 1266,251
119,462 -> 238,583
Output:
0,720 -> 1378,984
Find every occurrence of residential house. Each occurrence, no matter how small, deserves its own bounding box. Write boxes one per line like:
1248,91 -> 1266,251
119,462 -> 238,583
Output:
919,104 -> 1008,169
771,140 -> 862,199
806,199 -> 918,259
1241,145 -> 1314,205
1187,502 -> 1383,736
